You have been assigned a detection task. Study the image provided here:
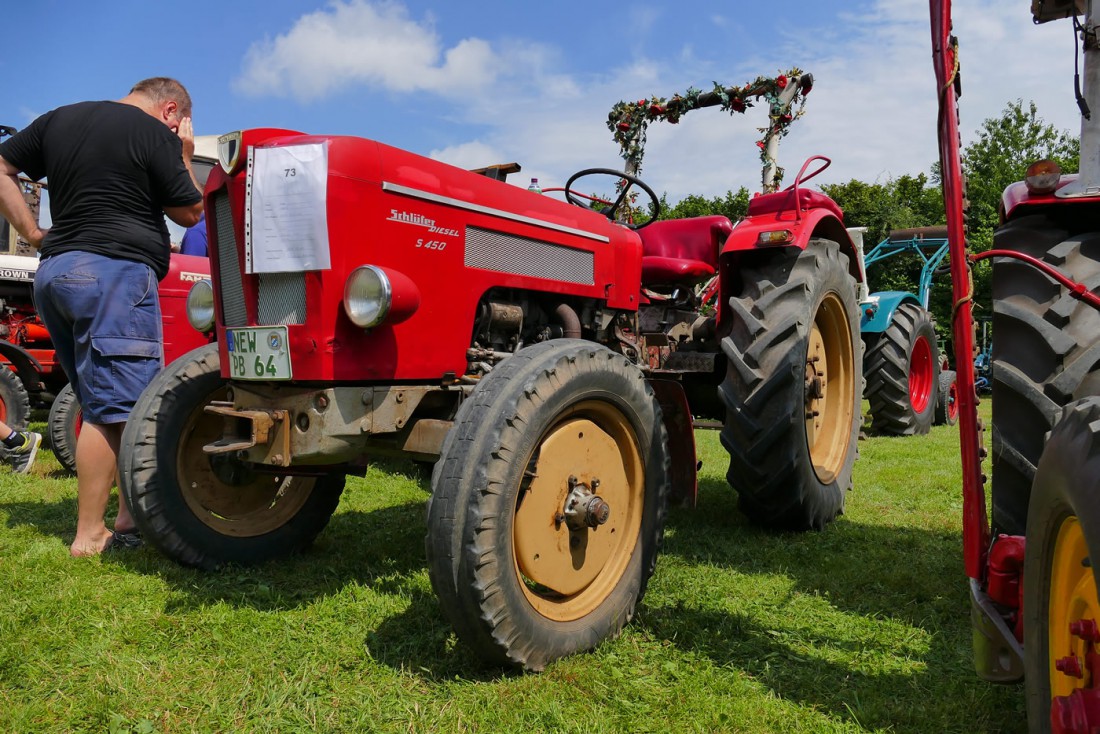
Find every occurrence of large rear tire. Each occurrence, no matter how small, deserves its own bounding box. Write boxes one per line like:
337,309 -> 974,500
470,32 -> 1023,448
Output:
1023,398 -> 1100,733
425,340 -> 670,670
47,382 -> 80,474
0,366 -> 30,430
990,217 -> 1100,536
118,344 -> 345,569
864,303 -> 939,436
719,240 -> 861,530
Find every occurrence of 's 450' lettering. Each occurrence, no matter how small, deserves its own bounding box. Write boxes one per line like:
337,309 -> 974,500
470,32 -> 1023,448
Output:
416,238 -> 447,251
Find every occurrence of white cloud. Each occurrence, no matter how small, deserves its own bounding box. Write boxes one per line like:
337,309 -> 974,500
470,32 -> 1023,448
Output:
232,0 -> 1086,206
233,0 -> 500,101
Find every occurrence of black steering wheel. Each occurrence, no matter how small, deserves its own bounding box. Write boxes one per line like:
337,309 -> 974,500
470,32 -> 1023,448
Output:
563,168 -> 661,229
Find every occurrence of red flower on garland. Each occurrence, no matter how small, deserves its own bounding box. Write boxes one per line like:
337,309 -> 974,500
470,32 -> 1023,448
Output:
617,122 -> 631,131
756,141 -> 765,149
776,75 -> 788,89
731,98 -> 746,112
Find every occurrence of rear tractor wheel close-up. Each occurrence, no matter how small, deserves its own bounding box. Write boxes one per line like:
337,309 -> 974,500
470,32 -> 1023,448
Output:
1023,397 -> 1100,734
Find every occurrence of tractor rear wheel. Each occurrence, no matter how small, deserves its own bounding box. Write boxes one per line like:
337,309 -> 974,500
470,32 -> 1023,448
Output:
48,382 -> 80,474
425,339 -> 670,670
0,366 -> 30,430
118,344 -> 345,569
990,217 -> 1100,536
864,303 -> 939,436
933,369 -> 959,427
1023,397 -> 1100,733
719,240 -> 861,530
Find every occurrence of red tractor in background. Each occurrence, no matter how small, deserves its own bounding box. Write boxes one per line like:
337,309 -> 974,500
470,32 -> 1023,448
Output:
932,0 -> 1100,730
0,130 -> 214,470
117,76 -> 865,670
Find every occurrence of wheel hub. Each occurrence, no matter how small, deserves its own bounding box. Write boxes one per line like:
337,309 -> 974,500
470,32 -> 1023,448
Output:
562,476 -> 611,530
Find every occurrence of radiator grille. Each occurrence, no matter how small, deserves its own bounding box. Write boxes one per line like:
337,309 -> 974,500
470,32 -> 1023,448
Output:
465,226 -> 594,285
258,273 -> 307,325
213,190 -> 247,327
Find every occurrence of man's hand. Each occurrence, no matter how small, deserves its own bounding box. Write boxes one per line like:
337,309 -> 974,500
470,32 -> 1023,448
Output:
178,117 -> 195,162
27,226 -> 47,249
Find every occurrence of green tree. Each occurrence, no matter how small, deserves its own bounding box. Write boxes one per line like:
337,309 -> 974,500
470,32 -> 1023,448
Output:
961,99 -> 1079,249
656,188 -> 751,222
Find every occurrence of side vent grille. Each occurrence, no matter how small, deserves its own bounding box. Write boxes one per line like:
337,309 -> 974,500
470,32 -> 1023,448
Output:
465,226 -> 594,285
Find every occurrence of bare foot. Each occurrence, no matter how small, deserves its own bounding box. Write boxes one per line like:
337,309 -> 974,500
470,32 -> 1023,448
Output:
70,531 -> 113,558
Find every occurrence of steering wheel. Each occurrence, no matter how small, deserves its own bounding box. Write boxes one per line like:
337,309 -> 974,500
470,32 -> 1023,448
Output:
563,168 -> 661,229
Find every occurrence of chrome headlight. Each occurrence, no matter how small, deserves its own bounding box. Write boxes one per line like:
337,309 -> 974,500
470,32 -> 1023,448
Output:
344,265 -> 392,328
186,279 -> 215,332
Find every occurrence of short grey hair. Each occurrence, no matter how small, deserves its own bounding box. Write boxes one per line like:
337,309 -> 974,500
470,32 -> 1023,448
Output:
131,77 -> 192,118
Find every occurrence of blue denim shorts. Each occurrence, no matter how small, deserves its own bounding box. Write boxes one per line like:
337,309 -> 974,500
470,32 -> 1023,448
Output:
35,251 -> 163,425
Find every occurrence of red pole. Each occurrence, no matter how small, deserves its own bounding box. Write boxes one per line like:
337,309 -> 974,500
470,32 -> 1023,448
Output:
929,0 -> 990,580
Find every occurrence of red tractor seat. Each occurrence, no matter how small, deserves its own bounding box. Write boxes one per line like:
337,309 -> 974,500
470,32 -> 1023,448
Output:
746,188 -> 844,220
639,215 -> 733,287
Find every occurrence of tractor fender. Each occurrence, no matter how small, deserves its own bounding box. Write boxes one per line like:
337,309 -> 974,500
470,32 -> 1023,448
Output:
0,341 -> 45,393
647,378 -> 698,508
860,291 -> 922,334
721,207 -> 863,282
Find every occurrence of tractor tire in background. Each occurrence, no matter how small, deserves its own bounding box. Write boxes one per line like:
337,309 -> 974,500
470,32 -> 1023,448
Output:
864,303 -> 939,436
720,240 -> 861,530
48,383 -> 80,474
990,217 -> 1100,537
426,339 -> 670,670
118,344 -> 345,569
0,366 -> 30,429
933,369 -> 959,427
1022,397 -> 1100,733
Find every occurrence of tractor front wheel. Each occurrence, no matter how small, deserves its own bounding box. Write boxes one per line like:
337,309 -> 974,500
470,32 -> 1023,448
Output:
1023,397 -> 1100,733
864,303 -> 939,436
47,382 -> 81,474
0,366 -> 30,431
933,369 -> 959,427
719,240 -> 861,530
426,339 -> 670,670
118,344 -> 345,569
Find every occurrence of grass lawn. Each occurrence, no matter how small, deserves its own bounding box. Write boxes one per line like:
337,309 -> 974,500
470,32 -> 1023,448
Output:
0,399 -> 1024,733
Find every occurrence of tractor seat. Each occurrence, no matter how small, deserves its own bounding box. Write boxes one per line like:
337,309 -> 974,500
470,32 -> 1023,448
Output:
746,188 -> 844,220
639,215 -> 733,287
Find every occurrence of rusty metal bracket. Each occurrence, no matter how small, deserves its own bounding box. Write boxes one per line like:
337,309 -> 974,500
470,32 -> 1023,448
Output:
203,402 -> 292,466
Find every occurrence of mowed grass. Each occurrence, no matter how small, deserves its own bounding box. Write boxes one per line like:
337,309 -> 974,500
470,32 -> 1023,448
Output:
0,399 -> 1024,733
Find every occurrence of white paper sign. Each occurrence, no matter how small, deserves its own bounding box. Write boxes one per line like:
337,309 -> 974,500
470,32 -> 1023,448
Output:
246,142 -> 331,273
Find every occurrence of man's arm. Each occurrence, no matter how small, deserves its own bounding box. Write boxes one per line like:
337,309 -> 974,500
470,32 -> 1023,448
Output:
0,156 -> 46,248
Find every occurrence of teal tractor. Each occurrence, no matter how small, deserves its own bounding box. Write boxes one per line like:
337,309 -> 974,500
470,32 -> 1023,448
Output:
856,226 -> 958,435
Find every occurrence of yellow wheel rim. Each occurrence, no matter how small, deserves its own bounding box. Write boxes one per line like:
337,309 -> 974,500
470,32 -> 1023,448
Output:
512,400 -> 645,622
177,387 -> 315,537
1049,515 -> 1100,698
805,291 -> 855,483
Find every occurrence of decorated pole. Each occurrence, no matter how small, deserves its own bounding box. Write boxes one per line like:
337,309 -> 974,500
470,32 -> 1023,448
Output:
607,71 -> 813,193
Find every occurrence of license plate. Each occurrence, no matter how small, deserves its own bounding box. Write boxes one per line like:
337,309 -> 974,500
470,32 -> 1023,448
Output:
226,326 -> 292,380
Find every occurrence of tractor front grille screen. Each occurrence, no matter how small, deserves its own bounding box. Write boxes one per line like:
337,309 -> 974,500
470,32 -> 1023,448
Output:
213,190 -> 248,327
465,226 -> 595,285
258,273 -> 307,325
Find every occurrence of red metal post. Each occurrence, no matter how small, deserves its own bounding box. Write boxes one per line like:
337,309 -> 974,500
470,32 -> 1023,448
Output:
929,0 -> 990,580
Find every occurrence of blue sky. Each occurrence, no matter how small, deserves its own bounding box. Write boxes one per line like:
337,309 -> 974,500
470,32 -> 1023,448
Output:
1,0 -> 1081,206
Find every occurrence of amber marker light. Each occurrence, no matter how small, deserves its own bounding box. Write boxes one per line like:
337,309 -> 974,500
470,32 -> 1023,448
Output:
758,230 -> 794,246
1025,159 -> 1061,195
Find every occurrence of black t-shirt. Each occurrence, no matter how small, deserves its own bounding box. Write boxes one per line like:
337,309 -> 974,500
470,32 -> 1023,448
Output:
0,100 -> 201,280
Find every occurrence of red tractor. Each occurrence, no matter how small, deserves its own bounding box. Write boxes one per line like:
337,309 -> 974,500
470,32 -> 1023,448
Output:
118,97 -> 865,669
932,0 -> 1100,730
